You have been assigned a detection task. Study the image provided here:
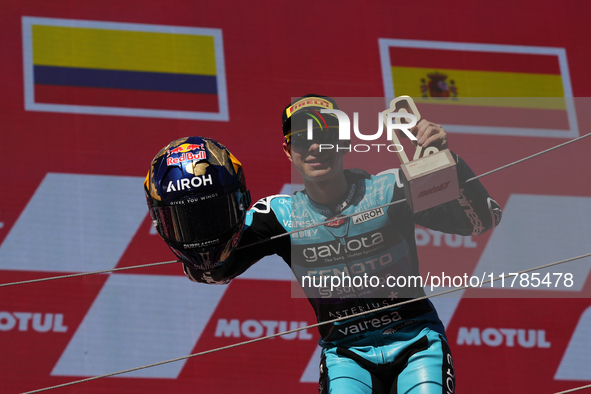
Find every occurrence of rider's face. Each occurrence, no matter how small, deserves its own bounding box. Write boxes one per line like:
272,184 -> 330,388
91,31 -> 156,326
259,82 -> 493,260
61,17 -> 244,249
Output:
283,136 -> 346,183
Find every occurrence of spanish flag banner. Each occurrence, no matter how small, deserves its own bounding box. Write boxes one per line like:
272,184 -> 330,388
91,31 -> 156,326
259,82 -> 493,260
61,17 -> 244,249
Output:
379,39 -> 578,138
22,17 -> 228,120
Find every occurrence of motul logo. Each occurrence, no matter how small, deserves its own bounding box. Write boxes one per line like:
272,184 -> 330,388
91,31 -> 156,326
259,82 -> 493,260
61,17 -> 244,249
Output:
418,181 -> 450,199
0,312 -> 68,332
214,319 -> 313,340
457,327 -> 551,348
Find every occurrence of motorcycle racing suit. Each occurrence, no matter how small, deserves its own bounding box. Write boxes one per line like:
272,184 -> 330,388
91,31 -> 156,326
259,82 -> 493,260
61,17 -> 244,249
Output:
184,153 -> 502,393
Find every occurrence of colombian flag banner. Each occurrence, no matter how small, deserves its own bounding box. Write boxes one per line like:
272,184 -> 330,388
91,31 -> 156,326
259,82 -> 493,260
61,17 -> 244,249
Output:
379,39 -> 578,138
22,17 -> 228,120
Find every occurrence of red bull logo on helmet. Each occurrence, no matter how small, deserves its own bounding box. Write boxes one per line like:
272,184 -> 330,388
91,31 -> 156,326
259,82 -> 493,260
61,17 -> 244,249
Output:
166,144 -> 206,166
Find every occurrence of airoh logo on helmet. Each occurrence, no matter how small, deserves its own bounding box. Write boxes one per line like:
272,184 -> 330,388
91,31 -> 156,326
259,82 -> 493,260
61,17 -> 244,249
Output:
166,174 -> 214,193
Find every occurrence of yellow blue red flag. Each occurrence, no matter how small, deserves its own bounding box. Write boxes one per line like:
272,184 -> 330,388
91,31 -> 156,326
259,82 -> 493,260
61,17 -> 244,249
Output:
23,17 -> 228,120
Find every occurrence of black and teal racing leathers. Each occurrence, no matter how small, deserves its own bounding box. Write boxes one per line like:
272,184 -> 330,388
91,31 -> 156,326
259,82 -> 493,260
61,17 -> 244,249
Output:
184,153 -> 501,393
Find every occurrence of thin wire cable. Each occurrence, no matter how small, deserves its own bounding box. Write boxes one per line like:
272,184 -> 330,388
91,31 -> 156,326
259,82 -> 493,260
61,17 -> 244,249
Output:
0,260 -> 180,288
554,384 -> 591,394
22,251 -> 591,393
464,131 -> 591,183
237,195 -> 408,250
239,131 -> 591,250
2,132 -> 589,287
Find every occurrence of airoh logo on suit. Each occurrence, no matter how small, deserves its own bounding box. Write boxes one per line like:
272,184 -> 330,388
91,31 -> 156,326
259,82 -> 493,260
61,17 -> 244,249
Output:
352,208 -> 385,225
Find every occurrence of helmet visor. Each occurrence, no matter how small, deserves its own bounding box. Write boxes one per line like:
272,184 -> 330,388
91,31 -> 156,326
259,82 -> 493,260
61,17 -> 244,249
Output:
149,190 -> 249,245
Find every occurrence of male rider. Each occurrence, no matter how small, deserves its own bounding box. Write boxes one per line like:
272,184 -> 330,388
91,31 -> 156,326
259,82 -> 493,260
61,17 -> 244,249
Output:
147,95 -> 502,393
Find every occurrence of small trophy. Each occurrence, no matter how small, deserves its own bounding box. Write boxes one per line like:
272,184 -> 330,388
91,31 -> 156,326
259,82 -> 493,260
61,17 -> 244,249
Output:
383,96 -> 460,213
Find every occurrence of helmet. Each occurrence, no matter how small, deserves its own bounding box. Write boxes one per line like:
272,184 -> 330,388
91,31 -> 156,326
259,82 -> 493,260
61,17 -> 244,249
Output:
144,136 -> 251,270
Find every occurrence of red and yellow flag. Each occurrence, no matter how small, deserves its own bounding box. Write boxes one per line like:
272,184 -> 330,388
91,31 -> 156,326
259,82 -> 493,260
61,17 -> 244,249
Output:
381,41 -> 575,135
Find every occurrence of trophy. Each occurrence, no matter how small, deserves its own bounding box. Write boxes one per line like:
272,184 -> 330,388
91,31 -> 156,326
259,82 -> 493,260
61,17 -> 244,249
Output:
383,96 -> 460,213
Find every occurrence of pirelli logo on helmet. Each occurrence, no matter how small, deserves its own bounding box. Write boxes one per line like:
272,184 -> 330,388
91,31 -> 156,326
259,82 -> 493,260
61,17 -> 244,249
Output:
352,208 -> 385,225
285,98 -> 333,118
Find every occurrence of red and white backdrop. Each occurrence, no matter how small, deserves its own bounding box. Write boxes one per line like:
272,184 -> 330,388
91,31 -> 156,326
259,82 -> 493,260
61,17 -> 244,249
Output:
1,1 -> 591,393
